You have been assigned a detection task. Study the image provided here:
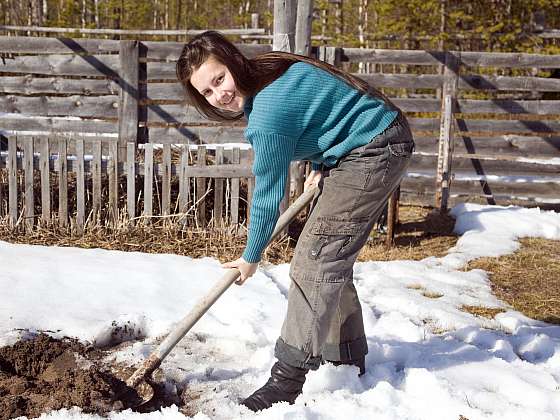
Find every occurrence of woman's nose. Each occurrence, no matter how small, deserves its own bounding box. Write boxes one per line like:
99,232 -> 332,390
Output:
216,90 -> 227,104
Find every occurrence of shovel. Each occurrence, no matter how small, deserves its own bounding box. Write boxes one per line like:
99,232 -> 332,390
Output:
125,185 -> 318,406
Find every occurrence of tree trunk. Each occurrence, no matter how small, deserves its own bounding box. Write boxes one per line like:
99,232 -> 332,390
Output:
358,0 -> 368,73
94,0 -> 99,28
81,0 -> 86,28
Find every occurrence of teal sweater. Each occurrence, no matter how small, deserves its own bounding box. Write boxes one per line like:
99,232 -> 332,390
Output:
242,61 -> 398,263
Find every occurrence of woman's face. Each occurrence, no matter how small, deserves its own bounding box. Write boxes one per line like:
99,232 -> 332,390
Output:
189,55 -> 246,113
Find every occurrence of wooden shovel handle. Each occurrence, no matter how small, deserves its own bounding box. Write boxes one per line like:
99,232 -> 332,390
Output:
127,186 -> 319,387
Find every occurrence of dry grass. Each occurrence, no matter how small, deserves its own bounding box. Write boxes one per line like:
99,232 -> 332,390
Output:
357,205 -> 457,261
467,238 -> 560,325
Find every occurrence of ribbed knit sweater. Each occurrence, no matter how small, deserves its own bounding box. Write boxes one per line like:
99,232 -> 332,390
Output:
242,61 -> 398,263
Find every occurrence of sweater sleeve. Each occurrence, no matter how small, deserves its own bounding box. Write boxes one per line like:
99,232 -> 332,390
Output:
242,131 -> 298,263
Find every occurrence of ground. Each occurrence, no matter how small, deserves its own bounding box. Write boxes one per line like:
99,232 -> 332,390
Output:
0,204 -> 558,418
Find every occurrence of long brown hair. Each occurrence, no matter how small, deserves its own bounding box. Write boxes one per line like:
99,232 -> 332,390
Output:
176,31 -> 392,122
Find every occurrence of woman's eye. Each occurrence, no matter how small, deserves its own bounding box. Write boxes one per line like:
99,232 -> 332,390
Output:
217,75 -> 224,84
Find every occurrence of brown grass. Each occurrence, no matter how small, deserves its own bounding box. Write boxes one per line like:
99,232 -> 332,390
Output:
357,205 -> 457,261
467,238 -> 560,325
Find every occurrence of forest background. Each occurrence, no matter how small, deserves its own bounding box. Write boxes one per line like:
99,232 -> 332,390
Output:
1,0 -> 560,54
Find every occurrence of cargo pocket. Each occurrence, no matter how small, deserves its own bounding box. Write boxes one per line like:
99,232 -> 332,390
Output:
381,141 -> 414,187
307,217 -> 370,269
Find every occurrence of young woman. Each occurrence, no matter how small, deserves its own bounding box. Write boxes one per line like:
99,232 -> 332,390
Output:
176,31 -> 414,412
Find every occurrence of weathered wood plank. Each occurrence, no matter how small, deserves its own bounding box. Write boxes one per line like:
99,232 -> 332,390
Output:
0,36 -> 120,54
23,137 -> 34,230
0,54 -> 120,77
358,73 -> 442,89
436,52 -> 460,210
6,153 -> 277,179
213,146 -> 224,226
407,118 -> 560,134
126,142 -> 136,221
91,141 -> 102,221
0,95 -> 119,118
0,28 -> 264,37
401,174 -> 560,202
453,118 -> 560,135
230,148 -> 240,226
408,153 -> 560,177
342,48 -> 560,68
458,75 -> 560,92
108,141 -> 118,224
58,137 -> 68,227
247,176 -> 255,223
0,117 -> 118,134
179,145 -> 190,216
143,143 -> 153,219
143,41 -> 271,60
7,137 -> 18,226
75,138 -> 85,231
145,82 -> 184,100
146,103 -> 210,124
147,125 -> 247,144
39,137 -> 50,222
138,162 -> 253,178
118,40 -> 140,157
356,73 -> 560,92
162,144 -> 171,216
455,100 -> 560,115
0,76 -> 120,95
196,146 -> 207,226
414,134 -> 560,157
295,0 -> 313,56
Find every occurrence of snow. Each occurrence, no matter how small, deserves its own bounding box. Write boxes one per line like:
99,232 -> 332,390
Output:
1,204 -> 560,419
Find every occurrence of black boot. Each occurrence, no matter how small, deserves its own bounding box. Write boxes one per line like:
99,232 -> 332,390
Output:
241,360 -> 308,412
325,356 -> 366,376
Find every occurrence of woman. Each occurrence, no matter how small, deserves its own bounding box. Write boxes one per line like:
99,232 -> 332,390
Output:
176,31 -> 414,412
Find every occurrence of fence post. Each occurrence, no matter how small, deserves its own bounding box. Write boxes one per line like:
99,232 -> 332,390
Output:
273,0 -> 296,52
162,144 -> 171,217
435,51 -> 460,212
75,138 -> 85,233
39,137 -> 50,223
118,40 -> 139,162
196,145 -> 207,227
23,137 -> 34,231
295,0 -> 313,57
58,137 -> 68,228
7,136 -> 17,227
143,143 -> 153,221
126,142 -> 136,222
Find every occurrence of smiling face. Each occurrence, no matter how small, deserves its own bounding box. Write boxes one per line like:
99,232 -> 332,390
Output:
189,55 -> 246,113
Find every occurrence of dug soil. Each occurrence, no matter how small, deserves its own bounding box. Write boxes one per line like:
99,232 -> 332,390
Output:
0,334 -> 160,419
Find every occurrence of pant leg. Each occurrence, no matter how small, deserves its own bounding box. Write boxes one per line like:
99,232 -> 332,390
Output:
275,114 -> 414,370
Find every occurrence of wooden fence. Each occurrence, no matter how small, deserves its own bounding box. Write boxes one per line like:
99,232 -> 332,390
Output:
0,136 -> 253,230
1,35 -> 560,231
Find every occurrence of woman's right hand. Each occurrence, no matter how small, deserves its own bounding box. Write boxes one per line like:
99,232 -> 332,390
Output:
304,170 -> 322,192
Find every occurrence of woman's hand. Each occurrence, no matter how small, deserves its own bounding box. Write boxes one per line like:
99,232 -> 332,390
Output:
304,170 -> 322,192
222,257 -> 258,285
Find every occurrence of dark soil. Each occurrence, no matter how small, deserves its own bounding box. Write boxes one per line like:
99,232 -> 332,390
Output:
0,334 -> 166,419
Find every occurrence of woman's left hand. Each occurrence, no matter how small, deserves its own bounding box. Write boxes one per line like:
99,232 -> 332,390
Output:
222,257 -> 258,285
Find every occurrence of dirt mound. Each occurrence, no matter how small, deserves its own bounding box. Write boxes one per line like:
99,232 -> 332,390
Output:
0,334 -> 145,419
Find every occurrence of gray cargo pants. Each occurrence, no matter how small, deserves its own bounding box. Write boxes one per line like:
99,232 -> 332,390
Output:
275,113 -> 414,370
